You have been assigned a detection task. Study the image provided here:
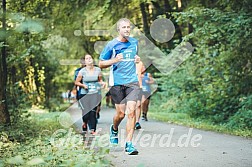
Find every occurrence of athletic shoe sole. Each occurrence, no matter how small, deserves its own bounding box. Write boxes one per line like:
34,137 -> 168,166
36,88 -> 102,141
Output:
125,150 -> 139,155
135,125 -> 141,129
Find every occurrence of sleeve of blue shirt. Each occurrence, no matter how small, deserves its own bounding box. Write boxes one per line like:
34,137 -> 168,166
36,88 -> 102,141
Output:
99,41 -> 113,60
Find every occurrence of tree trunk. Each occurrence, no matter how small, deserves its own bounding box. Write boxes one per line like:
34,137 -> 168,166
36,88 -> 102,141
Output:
163,0 -> 172,18
163,0 -> 183,42
151,1 -> 163,20
140,2 -> 149,35
188,23 -> 194,45
0,0 -> 10,125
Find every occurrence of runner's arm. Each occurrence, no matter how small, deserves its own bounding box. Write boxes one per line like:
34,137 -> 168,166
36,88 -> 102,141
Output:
148,73 -> 155,84
99,54 -> 123,68
98,71 -> 106,88
75,74 -> 88,89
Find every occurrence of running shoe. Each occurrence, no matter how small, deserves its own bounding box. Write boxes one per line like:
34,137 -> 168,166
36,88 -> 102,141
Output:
82,123 -> 87,132
110,124 -> 118,145
135,122 -> 141,129
125,142 -> 138,155
81,123 -> 87,136
142,113 -> 148,121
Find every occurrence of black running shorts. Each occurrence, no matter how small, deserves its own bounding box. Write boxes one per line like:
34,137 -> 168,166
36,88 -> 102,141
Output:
109,82 -> 140,104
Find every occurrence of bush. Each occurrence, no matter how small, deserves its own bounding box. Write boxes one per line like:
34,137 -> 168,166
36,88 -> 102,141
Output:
0,111 -> 110,166
227,109 -> 252,129
227,95 -> 252,129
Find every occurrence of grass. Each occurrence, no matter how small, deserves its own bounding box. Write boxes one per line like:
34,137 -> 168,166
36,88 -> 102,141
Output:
0,107 -> 111,167
149,111 -> 252,138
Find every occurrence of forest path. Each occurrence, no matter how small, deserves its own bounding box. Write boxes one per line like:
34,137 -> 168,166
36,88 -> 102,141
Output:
69,103 -> 252,167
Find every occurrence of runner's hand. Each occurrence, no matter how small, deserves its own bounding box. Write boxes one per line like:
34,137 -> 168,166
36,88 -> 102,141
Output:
115,53 -> 123,62
135,55 -> 140,63
83,84 -> 88,89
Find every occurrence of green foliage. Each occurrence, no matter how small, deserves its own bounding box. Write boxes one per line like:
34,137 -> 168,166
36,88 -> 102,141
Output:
227,95 -> 252,129
1,0 -> 251,137
3,4 -> 74,115
45,98 -> 68,112
148,110 -> 252,138
151,5 -> 252,132
0,111 -> 110,166
227,109 -> 252,130
7,83 -> 31,123
173,7 -> 252,122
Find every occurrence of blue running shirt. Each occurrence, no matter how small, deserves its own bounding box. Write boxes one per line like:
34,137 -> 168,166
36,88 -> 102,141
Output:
99,37 -> 138,86
142,72 -> 151,93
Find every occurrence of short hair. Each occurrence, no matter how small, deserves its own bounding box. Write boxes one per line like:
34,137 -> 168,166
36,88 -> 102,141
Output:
116,18 -> 131,31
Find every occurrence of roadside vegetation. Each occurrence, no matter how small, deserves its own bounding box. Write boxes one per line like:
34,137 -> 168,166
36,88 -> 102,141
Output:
0,106 -> 110,166
1,0 -> 251,165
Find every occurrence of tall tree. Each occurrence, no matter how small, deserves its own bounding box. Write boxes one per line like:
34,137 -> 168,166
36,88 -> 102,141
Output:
140,2 -> 149,35
0,0 -> 10,124
164,0 -> 183,41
